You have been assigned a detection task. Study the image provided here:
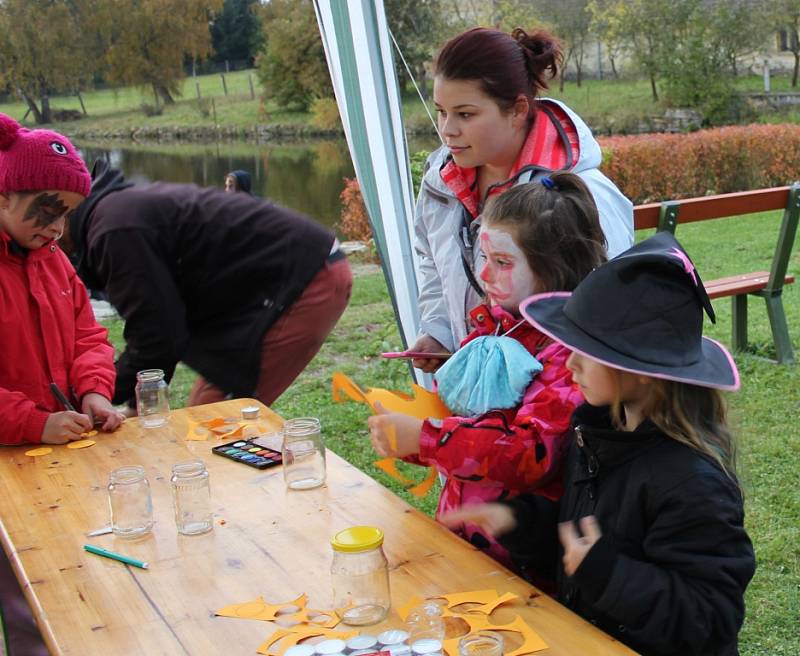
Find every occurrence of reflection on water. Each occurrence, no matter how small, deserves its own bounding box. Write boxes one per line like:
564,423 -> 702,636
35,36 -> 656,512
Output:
77,137 -> 440,232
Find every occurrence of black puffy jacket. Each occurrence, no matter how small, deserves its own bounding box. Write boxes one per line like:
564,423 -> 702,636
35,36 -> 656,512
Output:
500,403 -> 756,656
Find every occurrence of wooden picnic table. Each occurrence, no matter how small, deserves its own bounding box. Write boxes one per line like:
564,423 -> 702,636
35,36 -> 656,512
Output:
0,399 -> 636,656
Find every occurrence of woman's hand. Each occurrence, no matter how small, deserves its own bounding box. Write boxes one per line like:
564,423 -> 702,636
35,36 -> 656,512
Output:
41,411 -> 93,444
81,393 -> 126,432
367,402 -> 423,458
410,335 -> 450,373
559,516 -> 602,576
440,503 -> 517,537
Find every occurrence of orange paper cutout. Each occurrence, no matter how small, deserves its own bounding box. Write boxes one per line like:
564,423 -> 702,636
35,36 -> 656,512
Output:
374,457 -> 416,485
465,591 -> 520,615
276,607 -> 340,629
256,626 -> 358,655
25,447 -> 52,457
408,467 -> 439,498
442,615 -> 547,656
436,590 -> 500,609
331,372 -> 450,420
67,439 -> 95,449
215,593 -> 308,621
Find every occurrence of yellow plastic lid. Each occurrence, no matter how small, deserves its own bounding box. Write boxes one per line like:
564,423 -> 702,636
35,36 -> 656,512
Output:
331,526 -> 384,552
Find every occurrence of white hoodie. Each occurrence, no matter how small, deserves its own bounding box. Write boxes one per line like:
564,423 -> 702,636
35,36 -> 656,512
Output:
413,98 -> 634,352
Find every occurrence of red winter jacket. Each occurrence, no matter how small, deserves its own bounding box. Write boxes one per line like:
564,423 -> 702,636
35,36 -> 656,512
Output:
0,232 -> 116,445
415,304 -> 583,570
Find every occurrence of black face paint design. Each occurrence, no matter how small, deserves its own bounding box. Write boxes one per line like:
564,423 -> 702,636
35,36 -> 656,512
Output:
22,192 -> 69,229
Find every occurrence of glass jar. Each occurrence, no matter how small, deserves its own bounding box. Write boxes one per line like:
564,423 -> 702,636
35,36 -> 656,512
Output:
406,600 -> 445,644
281,417 -> 326,490
458,631 -> 504,656
135,369 -> 170,428
171,459 -> 213,535
330,526 -> 391,625
108,465 -> 154,538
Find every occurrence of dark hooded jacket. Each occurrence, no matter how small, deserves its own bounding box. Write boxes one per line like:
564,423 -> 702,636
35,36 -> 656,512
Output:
499,403 -> 755,656
70,160 -> 334,405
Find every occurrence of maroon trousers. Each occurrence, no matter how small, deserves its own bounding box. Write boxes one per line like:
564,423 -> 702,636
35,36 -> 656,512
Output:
188,256 -> 352,407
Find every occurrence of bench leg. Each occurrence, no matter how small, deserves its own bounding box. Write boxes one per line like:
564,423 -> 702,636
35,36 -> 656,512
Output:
764,294 -> 795,364
731,295 -> 748,352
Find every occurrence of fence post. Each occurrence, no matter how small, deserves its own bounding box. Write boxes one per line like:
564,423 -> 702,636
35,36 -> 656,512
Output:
211,97 -> 217,127
248,74 -> 255,100
196,82 -> 202,99
763,60 -> 771,93
76,91 -> 87,115
221,73 -> 228,97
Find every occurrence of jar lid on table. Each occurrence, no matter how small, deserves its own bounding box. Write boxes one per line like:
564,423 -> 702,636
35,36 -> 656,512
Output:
241,405 -> 261,420
331,526 -> 384,552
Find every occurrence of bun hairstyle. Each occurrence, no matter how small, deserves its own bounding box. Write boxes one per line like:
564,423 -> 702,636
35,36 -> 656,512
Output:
434,27 -> 562,117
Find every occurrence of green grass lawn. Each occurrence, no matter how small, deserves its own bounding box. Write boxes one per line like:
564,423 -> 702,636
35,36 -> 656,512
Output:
101,209 -> 799,654
3,70 -> 800,137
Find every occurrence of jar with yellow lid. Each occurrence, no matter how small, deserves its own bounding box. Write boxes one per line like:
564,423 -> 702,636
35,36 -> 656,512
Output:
330,526 -> 391,625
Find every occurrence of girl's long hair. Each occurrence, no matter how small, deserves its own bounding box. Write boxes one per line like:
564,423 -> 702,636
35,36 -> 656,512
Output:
610,377 -> 738,486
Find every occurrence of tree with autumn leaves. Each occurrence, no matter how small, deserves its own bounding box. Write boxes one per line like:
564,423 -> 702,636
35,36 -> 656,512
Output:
0,0 -> 222,123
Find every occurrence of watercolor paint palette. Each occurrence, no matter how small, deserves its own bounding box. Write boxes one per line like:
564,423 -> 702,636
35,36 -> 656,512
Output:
212,435 -> 283,469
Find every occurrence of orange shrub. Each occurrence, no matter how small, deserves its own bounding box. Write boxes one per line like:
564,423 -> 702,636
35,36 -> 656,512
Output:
599,124 -> 800,204
337,177 -> 373,242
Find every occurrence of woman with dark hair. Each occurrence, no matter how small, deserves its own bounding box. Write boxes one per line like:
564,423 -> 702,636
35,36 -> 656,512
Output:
410,27 -> 633,373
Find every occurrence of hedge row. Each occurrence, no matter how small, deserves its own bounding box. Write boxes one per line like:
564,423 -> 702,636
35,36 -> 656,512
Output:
599,123 -> 800,205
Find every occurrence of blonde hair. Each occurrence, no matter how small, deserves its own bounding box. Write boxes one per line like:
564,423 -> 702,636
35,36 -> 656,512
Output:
609,375 -> 738,486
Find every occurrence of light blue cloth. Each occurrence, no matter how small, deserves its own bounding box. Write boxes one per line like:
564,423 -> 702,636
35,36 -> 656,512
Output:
435,335 -> 543,417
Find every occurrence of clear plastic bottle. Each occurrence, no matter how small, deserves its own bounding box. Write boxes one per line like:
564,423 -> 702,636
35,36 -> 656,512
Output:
108,465 -> 154,538
171,459 -> 213,535
331,526 -> 391,625
135,369 -> 170,428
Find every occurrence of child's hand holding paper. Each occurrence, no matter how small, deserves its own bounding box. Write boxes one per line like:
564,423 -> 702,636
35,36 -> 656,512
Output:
367,402 -> 423,458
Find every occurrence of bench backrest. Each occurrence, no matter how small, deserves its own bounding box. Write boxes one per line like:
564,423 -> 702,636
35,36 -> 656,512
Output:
632,183 -> 800,293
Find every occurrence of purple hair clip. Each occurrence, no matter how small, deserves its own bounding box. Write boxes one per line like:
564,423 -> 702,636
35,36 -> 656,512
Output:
541,176 -> 558,190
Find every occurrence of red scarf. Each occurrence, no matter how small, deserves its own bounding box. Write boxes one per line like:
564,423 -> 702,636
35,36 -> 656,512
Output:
440,102 -> 580,219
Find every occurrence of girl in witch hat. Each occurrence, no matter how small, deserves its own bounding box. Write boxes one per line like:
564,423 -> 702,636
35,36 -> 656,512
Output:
441,231 -> 756,656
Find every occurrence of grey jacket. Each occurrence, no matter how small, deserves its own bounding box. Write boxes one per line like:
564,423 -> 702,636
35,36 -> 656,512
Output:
414,99 -> 634,351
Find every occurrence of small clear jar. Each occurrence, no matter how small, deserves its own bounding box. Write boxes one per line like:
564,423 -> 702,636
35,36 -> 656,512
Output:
458,631 -> 504,656
135,369 -> 170,428
331,526 -> 391,625
171,459 -> 213,535
406,600 -> 445,644
108,465 -> 154,538
282,417 -> 326,490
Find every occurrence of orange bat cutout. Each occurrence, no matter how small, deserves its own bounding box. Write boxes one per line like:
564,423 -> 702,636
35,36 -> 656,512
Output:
331,372 -> 450,420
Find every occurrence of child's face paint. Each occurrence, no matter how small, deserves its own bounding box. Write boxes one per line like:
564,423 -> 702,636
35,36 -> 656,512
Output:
478,224 -> 535,314
0,190 -> 84,250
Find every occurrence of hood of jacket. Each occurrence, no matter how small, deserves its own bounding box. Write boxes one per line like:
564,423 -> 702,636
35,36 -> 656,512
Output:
69,159 -> 134,289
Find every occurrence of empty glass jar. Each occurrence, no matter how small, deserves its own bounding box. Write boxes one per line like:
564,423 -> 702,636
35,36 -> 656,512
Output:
171,459 -> 213,535
135,369 -> 170,428
281,417 -> 326,490
331,526 -> 391,625
458,631 -> 504,656
108,465 -> 154,538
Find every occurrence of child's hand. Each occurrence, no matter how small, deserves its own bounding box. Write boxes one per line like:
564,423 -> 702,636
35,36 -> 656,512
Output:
41,411 -> 93,444
559,515 -> 602,576
81,393 -> 126,432
440,503 -> 517,536
367,402 -> 423,458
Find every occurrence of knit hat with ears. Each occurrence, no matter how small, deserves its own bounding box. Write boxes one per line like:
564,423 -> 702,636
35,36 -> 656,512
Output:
0,113 -> 91,197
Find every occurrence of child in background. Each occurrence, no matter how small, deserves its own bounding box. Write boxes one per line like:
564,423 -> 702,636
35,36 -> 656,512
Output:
368,172 -> 606,572
442,232 -> 756,655
0,113 -> 124,445
224,169 -> 252,194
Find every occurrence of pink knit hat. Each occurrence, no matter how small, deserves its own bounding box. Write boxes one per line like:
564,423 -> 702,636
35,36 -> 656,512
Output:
0,113 -> 91,197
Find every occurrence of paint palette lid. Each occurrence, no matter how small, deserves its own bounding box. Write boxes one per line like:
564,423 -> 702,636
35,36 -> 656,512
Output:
315,639 -> 347,654
283,646 -> 315,656
241,405 -> 261,420
411,639 -> 443,654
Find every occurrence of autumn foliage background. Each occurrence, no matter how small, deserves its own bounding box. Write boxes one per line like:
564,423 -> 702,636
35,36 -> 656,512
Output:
339,123 -> 800,241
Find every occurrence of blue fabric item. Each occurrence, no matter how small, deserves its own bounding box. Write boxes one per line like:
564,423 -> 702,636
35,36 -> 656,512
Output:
434,335 -> 543,417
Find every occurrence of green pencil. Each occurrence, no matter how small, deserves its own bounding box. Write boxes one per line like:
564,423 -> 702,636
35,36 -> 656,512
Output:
83,544 -> 149,569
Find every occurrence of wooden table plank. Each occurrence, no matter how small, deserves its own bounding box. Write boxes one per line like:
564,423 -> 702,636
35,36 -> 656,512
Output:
0,399 -> 636,656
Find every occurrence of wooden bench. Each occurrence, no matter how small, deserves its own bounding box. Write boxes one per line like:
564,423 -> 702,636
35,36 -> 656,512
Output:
633,183 -> 800,364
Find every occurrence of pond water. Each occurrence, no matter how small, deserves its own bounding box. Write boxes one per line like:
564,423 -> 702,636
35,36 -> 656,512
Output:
77,136 -> 440,233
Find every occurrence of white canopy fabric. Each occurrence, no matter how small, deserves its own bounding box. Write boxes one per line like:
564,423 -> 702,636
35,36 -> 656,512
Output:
313,0 -> 422,358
